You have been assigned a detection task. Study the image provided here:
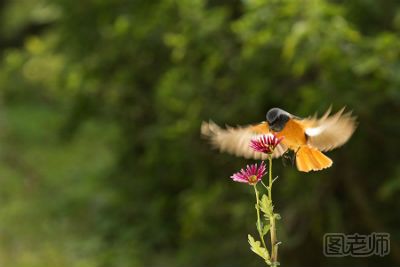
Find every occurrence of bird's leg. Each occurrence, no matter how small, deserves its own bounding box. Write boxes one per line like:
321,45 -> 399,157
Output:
293,147 -> 301,166
281,151 -> 292,167
282,150 -> 297,167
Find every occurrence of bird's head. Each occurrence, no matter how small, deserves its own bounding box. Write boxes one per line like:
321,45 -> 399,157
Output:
266,108 -> 291,132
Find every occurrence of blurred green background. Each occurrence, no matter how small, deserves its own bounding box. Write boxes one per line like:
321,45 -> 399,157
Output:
0,0 -> 399,266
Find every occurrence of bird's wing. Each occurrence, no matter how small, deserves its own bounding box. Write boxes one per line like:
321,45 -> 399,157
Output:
296,107 -> 357,151
201,121 -> 287,159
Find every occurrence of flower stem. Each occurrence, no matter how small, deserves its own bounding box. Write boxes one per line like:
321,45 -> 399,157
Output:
268,155 -> 272,201
261,180 -> 269,191
268,155 -> 278,266
253,184 -> 267,250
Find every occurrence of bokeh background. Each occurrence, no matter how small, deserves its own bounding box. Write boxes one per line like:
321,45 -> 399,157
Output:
0,0 -> 399,266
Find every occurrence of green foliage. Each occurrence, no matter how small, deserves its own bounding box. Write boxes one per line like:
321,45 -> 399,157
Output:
248,234 -> 271,264
0,0 -> 400,266
260,194 -> 274,218
263,224 -> 271,236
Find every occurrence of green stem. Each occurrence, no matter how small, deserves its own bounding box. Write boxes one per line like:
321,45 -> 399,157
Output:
268,156 -> 272,201
254,184 -> 267,250
261,180 -> 269,191
268,155 -> 279,266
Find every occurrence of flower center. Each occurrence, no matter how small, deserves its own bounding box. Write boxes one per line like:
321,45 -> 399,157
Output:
248,175 -> 258,184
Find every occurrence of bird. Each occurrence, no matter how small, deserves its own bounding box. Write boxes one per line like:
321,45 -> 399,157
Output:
201,107 -> 357,172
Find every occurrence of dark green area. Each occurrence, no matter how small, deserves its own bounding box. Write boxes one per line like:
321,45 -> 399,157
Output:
0,0 -> 399,266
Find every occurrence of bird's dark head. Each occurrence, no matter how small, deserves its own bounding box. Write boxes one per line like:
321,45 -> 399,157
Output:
266,108 -> 291,132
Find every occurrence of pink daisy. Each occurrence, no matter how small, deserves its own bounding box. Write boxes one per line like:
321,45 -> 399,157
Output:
250,134 -> 284,154
230,162 -> 267,185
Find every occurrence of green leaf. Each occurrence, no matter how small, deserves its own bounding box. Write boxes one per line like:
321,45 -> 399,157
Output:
262,224 -> 271,235
260,194 -> 273,217
248,234 -> 270,261
255,221 -> 264,230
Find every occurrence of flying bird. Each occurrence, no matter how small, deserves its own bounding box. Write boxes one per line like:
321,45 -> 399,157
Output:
201,107 -> 357,172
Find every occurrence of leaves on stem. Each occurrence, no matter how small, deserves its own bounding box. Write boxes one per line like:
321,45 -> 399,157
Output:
260,194 -> 274,218
262,224 -> 271,235
248,234 -> 270,262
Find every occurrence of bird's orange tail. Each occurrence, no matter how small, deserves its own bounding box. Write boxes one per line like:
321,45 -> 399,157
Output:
296,146 -> 333,172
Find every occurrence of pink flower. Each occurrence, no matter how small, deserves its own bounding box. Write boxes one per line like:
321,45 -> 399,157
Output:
230,162 -> 266,185
250,134 -> 284,154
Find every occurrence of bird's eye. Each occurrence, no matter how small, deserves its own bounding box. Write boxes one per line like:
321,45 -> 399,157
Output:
279,114 -> 290,123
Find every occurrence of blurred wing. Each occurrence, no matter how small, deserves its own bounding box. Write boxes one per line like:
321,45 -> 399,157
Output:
298,107 -> 357,151
201,121 -> 287,159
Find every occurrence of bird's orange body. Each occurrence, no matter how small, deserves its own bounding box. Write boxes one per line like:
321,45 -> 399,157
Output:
202,107 -> 357,172
251,119 -> 333,172
274,119 -> 306,150
251,119 -> 306,149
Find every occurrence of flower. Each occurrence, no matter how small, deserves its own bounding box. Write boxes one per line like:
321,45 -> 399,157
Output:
249,134 -> 284,154
230,162 -> 266,185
